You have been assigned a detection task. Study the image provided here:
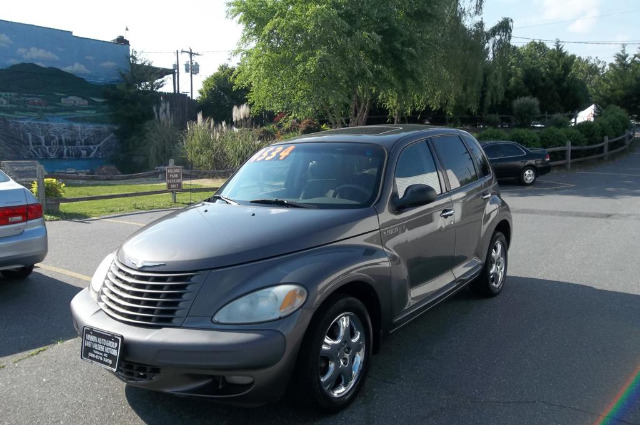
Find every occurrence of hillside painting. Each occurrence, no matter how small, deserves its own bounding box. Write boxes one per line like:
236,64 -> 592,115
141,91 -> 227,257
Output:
0,20 -> 130,167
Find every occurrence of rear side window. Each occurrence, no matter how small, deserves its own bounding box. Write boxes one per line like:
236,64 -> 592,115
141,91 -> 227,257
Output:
485,143 -> 525,158
394,142 -> 442,197
501,143 -> 526,157
0,170 -> 9,183
483,144 -> 503,159
463,135 -> 491,177
431,136 -> 478,190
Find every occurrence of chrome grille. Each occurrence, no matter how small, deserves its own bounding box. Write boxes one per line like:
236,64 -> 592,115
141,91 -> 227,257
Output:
98,259 -> 203,327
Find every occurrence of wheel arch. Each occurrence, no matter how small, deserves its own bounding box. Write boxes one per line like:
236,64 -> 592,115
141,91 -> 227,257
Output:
494,218 -> 512,248
311,280 -> 383,354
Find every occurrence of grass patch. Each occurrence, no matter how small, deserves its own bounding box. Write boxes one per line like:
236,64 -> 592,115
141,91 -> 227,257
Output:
44,179 -> 226,220
13,346 -> 49,364
48,190 -> 217,220
0,364 -> 5,369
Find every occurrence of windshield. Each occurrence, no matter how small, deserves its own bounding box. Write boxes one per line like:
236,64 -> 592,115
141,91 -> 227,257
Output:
218,142 -> 386,208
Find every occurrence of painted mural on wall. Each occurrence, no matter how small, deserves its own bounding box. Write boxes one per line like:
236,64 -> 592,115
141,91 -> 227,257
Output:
0,19 -> 130,167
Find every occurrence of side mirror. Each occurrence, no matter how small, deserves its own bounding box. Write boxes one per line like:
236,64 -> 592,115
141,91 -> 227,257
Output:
392,184 -> 437,212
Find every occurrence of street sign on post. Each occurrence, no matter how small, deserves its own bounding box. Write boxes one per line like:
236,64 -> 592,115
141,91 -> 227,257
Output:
166,160 -> 182,203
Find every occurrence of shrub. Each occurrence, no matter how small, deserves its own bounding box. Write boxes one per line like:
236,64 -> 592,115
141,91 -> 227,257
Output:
31,178 -> 65,198
595,119 -> 615,139
550,113 -> 570,129
299,118 -> 320,134
538,127 -> 567,148
562,128 -> 587,146
512,97 -> 540,128
576,121 -> 601,145
258,125 -> 277,142
182,118 -> 268,170
601,106 -> 631,134
139,119 -> 182,170
476,128 -> 508,141
483,113 -> 501,128
508,129 -> 541,148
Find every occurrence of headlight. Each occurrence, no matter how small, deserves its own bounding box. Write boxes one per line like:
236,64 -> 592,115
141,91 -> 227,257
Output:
89,252 -> 116,302
213,284 -> 307,324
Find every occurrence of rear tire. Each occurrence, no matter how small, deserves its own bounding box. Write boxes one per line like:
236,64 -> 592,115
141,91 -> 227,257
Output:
2,265 -> 35,280
470,232 -> 508,297
520,166 -> 536,185
295,296 -> 372,413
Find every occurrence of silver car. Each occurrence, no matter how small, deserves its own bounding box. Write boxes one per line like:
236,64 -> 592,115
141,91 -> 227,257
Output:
0,169 -> 48,279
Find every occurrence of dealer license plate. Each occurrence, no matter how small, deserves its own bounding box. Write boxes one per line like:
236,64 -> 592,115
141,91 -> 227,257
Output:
81,327 -> 122,372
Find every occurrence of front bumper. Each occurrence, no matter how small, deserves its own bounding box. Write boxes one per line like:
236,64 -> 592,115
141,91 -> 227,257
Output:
0,222 -> 47,269
70,289 -> 305,403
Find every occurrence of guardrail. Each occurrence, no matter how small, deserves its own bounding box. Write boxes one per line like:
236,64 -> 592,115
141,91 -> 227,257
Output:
547,130 -> 635,170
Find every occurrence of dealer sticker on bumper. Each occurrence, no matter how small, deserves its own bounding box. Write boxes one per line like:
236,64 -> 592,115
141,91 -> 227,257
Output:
81,327 -> 122,372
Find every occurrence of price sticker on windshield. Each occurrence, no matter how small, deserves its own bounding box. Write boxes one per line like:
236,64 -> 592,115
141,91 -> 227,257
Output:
249,146 -> 295,162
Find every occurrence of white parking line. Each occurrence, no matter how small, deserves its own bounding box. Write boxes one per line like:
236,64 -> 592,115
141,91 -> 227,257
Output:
577,171 -> 640,177
501,180 -> 575,192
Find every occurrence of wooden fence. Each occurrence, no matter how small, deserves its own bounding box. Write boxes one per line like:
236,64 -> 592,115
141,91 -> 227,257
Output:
44,167 -> 233,212
547,130 -> 635,170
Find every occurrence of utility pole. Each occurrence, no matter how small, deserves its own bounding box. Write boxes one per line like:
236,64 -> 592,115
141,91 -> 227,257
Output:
181,48 -> 201,99
175,50 -> 180,94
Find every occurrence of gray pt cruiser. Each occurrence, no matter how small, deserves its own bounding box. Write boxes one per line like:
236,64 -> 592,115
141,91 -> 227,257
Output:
70,125 -> 512,412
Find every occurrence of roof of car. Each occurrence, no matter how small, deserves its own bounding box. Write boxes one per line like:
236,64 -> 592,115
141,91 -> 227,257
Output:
279,124 -> 469,149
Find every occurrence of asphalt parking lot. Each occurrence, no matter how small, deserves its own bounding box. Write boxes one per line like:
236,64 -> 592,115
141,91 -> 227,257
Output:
1,145 -> 639,424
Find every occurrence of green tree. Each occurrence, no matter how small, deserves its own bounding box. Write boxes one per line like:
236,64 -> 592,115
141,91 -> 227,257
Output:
571,56 -> 605,102
198,64 -> 249,123
512,96 -> 540,127
480,18 -> 513,113
595,46 -> 640,117
505,41 -> 589,114
227,0 -> 486,127
105,51 -> 167,171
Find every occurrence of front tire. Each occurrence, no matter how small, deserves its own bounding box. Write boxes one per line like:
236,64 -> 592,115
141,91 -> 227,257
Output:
295,296 -> 372,413
470,232 -> 508,297
1,265 -> 35,280
520,166 -> 537,185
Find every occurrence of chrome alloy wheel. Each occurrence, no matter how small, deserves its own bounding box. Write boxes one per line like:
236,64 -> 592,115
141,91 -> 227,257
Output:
522,168 -> 536,184
489,240 -> 506,289
318,312 -> 366,398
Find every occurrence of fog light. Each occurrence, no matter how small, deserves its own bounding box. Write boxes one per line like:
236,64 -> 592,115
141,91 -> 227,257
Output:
225,375 -> 254,385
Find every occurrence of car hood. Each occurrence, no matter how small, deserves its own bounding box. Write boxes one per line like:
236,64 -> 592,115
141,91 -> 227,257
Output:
117,203 -> 380,272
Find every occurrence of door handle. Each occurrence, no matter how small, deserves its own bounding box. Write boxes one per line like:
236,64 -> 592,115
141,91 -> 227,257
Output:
481,192 -> 492,200
440,209 -> 455,218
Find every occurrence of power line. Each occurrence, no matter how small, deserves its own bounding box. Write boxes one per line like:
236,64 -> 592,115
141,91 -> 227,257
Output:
512,36 -> 640,45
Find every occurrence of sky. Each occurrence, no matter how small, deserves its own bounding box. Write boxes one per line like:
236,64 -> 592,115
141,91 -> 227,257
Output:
2,0 -> 638,98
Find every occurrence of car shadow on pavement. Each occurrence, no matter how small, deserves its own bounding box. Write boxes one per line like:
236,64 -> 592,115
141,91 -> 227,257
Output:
124,276 -> 640,425
0,272 -> 81,358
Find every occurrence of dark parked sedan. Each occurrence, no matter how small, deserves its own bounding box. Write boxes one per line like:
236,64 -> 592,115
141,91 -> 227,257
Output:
481,141 -> 551,185
71,125 -> 512,412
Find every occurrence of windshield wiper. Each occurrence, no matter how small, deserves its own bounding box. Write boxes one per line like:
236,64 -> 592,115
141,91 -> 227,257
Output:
249,198 -> 316,208
210,194 -> 238,205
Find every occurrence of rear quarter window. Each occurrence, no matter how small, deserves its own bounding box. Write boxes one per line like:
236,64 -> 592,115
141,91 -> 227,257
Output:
431,136 -> 478,190
462,135 -> 491,177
